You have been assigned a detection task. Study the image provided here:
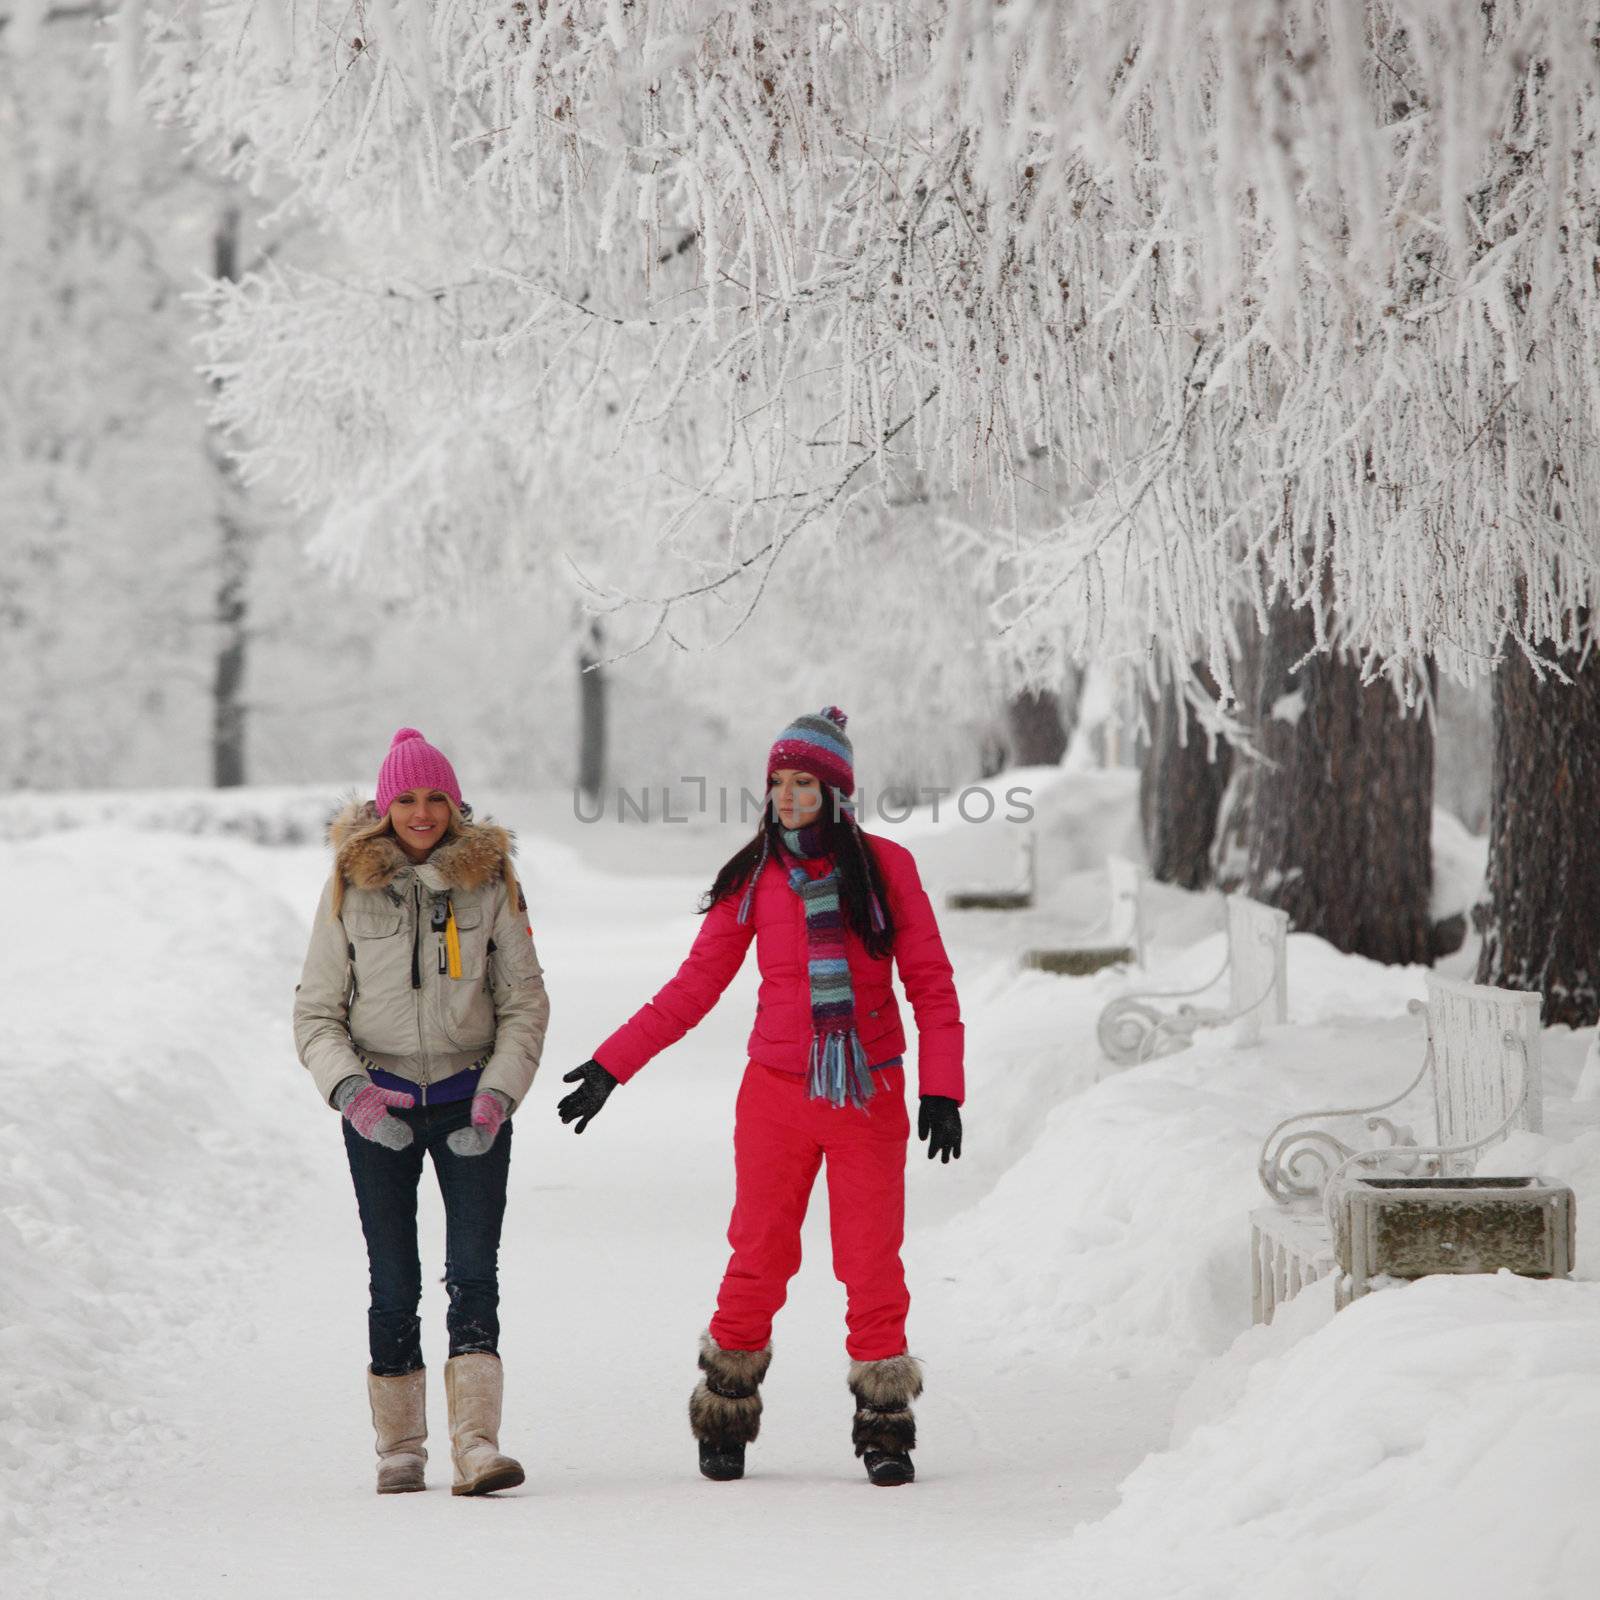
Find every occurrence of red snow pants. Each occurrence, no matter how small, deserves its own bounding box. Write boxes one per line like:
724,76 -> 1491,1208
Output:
709,1061 -> 911,1362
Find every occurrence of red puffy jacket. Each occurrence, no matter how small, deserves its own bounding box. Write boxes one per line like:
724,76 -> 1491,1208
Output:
593,832 -> 965,1103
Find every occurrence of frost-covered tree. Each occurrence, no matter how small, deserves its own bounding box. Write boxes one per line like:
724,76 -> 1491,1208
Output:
142,2 -> 1600,674
2,4 -> 334,789
142,2 -> 1600,1001
0,3 -> 228,786
591,493 -> 1025,802
932,0 -> 1598,996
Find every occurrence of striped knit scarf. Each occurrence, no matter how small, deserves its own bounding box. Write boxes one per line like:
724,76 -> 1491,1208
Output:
778,821 -> 876,1110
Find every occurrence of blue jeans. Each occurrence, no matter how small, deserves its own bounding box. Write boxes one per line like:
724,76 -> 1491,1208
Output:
342,1099 -> 513,1376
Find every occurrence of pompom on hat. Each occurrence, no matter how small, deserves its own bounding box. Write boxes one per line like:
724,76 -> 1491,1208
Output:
767,705 -> 854,797
375,727 -> 463,817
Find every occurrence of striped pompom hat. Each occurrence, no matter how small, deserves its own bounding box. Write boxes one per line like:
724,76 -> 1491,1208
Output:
767,705 -> 854,796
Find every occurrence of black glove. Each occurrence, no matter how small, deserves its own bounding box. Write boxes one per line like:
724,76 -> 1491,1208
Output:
558,1059 -> 618,1134
917,1095 -> 962,1163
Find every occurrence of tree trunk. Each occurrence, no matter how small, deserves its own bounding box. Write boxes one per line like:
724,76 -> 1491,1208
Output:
211,501 -> 249,787
1005,670 -> 1081,767
1477,639 -> 1600,1026
577,618 -> 607,802
1140,666 -> 1233,890
210,202 -> 248,789
1243,597 -> 1435,965
1210,620 -> 1265,893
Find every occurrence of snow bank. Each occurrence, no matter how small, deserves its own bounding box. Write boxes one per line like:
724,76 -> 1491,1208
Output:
931,858 -> 1598,1599
923,1014 -> 1414,1364
1,784 -> 349,846
928,893 -> 1598,1374
1032,1274 -> 1600,1600
923,928 -> 1438,1364
0,828 -> 320,1576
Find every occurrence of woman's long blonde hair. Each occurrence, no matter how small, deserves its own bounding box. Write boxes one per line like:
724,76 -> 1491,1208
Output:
329,799 -> 522,918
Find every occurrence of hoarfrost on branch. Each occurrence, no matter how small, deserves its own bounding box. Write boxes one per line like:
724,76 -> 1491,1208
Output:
142,2 -> 1600,690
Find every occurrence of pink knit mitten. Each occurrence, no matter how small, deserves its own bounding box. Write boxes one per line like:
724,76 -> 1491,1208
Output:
446,1090 -> 509,1158
335,1077 -> 416,1150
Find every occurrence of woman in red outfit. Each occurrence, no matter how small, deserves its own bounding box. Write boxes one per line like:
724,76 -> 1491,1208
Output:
558,707 -> 964,1487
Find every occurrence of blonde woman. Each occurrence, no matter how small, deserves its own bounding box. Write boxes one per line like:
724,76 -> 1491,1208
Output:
294,728 -> 550,1495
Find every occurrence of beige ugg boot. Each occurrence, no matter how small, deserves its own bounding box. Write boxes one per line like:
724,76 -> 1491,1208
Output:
367,1367 -> 428,1494
443,1353 -> 525,1496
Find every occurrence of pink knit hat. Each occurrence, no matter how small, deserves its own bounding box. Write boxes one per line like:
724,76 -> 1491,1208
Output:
375,727 -> 462,816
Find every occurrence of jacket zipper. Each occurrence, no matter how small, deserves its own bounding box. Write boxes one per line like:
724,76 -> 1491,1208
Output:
410,882 -> 428,1106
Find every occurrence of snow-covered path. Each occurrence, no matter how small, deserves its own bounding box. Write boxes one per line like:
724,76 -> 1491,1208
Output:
15,823 -> 1178,1599
16,791 -> 1598,1600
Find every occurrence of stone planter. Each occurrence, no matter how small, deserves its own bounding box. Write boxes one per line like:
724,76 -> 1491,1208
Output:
1334,1176 -> 1576,1309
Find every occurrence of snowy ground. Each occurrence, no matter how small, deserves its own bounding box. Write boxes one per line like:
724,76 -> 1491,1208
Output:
4,776 -> 1598,1599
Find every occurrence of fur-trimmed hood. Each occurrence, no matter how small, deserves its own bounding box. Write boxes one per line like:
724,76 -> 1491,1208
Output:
328,797 -> 515,892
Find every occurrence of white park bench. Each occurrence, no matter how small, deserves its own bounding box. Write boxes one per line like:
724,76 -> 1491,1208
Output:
1095,893 -> 1288,1065
946,832 -> 1036,912
1250,972 -> 1544,1324
1022,853 -> 1146,976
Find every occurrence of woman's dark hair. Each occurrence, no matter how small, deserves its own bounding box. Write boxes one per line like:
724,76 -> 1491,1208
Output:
702,813 -> 896,959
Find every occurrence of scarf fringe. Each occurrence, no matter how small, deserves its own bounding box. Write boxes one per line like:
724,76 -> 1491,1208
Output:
807,1028 -> 876,1111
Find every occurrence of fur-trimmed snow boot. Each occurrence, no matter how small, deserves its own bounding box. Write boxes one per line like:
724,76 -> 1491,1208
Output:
443,1352 -> 525,1496
367,1367 -> 428,1494
689,1332 -> 772,1481
848,1352 -> 923,1486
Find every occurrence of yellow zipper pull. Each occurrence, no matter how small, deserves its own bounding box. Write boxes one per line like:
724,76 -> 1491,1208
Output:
444,901 -> 462,979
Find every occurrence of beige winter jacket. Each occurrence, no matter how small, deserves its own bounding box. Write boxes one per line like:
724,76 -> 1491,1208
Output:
294,801 -> 550,1110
